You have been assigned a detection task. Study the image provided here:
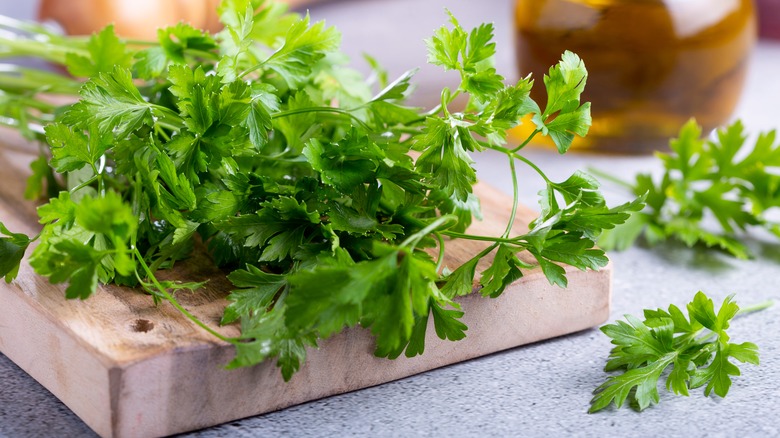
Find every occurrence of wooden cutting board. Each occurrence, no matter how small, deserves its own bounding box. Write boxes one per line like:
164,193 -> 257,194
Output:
0,132 -> 611,438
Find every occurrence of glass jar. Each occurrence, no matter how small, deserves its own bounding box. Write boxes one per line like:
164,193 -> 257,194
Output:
514,0 -> 757,153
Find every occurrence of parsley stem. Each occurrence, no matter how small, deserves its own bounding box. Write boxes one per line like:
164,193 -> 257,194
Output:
513,152 -> 551,184
0,15 -> 78,40
69,175 -> 99,194
152,105 -> 186,129
132,247 -> 237,344
0,92 -> 57,111
156,121 -> 184,132
0,37 -> 86,65
422,104 -> 443,118
587,167 -> 634,190
737,300 -> 774,317
502,154 -> 519,239
237,61 -> 266,80
123,39 -> 157,46
185,49 -> 220,60
510,129 -> 541,153
272,106 -> 372,131
0,70 -> 81,95
154,124 -> 171,142
434,232 -> 446,273
395,104 -> 443,127
485,144 -> 551,183
400,214 -> 458,249
441,231 -> 517,244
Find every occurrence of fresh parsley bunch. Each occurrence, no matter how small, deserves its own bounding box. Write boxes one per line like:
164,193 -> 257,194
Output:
0,1 -> 640,379
591,292 -> 766,412
598,119 -> 780,258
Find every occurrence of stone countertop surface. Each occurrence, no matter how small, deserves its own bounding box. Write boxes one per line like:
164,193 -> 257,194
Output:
1,1 -> 779,437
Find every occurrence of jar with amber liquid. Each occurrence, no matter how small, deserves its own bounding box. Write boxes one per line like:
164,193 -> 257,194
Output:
514,0 -> 756,153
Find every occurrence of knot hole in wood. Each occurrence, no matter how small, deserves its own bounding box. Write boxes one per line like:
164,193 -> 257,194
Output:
130,319 -> 155,333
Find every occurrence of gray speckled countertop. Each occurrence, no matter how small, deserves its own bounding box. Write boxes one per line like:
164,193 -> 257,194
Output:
2,1 -> 780,437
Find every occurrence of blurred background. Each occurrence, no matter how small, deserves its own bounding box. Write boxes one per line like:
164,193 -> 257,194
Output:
1,0 -> 779,152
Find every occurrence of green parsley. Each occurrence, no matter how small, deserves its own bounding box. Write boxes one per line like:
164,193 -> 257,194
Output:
597,119 -> 780,258
591,292 -> 770,412
0,1 -> 640,379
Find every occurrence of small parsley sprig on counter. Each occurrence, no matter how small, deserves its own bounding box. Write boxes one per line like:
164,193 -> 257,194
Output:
597,119 -> 780,258
591,292 -> 770,413
0,1 -> 641,379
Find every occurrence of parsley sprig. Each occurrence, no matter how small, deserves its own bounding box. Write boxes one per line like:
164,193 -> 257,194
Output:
591,292 -> 770,412
597,119 -> 780,258
0,1 -> 640,379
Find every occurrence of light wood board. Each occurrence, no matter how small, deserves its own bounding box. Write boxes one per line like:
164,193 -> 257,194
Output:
0,132 -> 611,438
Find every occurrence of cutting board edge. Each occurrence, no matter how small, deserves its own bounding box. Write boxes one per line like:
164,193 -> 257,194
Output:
0,261 -> 611,438
0,278 -> 115,438
23,264 -> 609,438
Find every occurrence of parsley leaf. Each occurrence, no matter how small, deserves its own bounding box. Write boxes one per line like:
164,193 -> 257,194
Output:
65,25 -> 132,78
590,292 -> 765,412
135,23 -> 217,79
599,120 -> 780,258
0,222 -> 31,283
45,122 -> 109,173
261,14 -> 340,87
223,264 -> 287,325
479,244 -> 529,297
66,66 -> 180,138
533,51 -> 591,153
415,117 -> 478,202
40,239 -> 103,300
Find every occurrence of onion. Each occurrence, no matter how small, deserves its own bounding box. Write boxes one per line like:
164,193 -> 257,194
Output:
37,0 -> 320,38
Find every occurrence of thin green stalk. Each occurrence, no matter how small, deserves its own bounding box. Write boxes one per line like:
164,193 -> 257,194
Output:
737,300 -> 774,317
123,39 -> 157,46
485,144 -> 551,184
152,104 -> 186,129
185,48 -> 220,60
587,166 -> 634,190
148,239 -> 191,273
514,152 -> 551,184
422,104 -> 443,118
133,247 -> 237,344
400,214 -> 458,249
154,124 -> 171,142
87,162 -> 105,196
390,201 -> 522,245
272,106 -> 372,131
0,15 -> 65,37
434,232 -> 446,274
502,154 -> 519,239
392,127 -> 425,135
474,242 -> 500,261
238,60 -> 266,80
69,175 -> 99,194
0,80 -> 78,97
510,128 -> 540,153
440,231 -> 517,244
156,120 -> 185,132
0,91 -> 58,111
0,37 -> 88,64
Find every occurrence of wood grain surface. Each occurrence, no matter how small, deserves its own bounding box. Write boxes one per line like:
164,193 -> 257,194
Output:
0,131 -> 611,438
